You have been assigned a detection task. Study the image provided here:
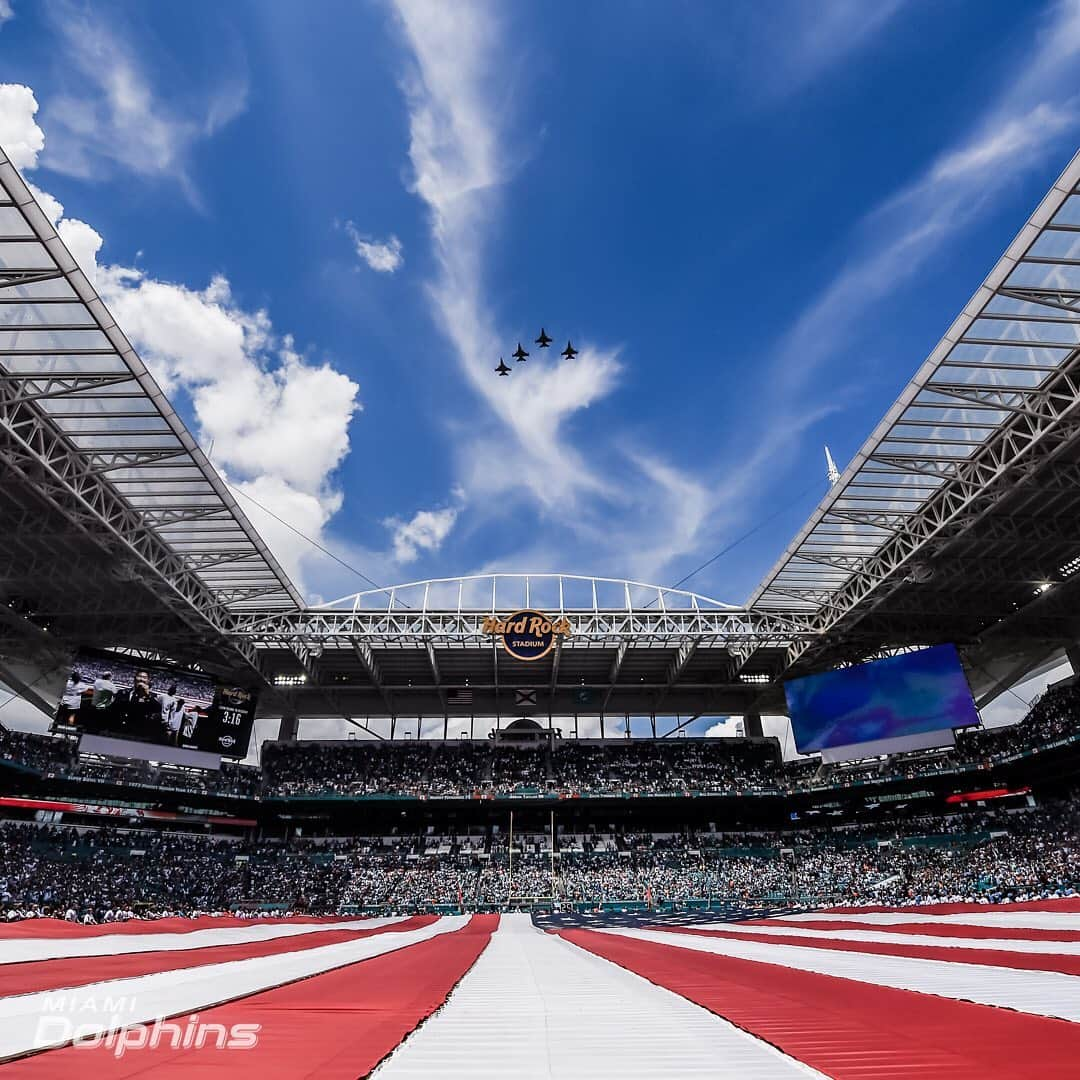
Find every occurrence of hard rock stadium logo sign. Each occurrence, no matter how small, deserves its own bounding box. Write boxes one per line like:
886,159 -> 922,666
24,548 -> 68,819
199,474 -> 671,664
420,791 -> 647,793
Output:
481,610 -> 572,661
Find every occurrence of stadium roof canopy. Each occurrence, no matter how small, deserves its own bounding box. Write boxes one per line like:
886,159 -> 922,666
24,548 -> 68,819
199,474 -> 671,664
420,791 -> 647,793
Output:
0,146 -> 298,698
3,145 -> 1080,725
749,149 -> 1080,694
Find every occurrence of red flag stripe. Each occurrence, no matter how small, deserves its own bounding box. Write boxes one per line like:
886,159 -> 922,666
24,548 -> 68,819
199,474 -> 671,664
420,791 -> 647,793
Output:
0,917 -> 409,966
0,914 -> 348,941
654,924 -> 1080,977
743,918 -> 1080,941
0,915 -> 437,999
814,899 -> 1080,916
1,915 -> 499,1080
559,927 -> 1080,1080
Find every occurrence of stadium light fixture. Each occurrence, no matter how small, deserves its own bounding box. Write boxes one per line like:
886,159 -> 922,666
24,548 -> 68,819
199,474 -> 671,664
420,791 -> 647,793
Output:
273,674 -> 307,687
1060,557 -> 1080,579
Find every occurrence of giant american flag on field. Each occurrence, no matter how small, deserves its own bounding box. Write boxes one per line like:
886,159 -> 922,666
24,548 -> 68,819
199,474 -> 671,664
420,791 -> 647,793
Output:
1,900 -> 1079,1076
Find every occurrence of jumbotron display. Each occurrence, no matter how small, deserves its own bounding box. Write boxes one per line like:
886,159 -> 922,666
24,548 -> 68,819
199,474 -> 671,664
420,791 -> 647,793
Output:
784,644 -> 980,756
53,648 -> 258,758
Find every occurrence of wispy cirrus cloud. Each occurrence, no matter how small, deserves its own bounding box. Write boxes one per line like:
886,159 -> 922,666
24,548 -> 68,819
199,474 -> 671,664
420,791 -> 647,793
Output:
774,0 -> 1080,391
766,0 -> 907,97
38,1 -> 247,205
393,0 -> 622,506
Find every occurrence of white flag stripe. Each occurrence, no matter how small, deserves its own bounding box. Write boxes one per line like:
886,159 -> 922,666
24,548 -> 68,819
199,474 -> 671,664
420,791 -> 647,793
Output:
682,923 -> 1080,955
375,915 -> 826,1080
0,916 -> 468,1062
598,927 -> 1080,1023
0,916 -> 408,967
768,910 -> 1080,930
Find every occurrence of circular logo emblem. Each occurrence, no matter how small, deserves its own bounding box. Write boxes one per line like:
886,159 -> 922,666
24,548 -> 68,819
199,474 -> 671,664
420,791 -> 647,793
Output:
484,609 -> 571,662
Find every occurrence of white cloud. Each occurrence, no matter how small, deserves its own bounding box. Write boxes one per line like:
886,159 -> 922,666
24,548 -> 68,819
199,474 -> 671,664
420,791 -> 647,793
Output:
385,493 -> 463,564
28,181 -> 64,226
39,2 -> 247,200
704,717 -> 742,738
0,84 -> 45,170
0,1 -> 13,29
57,216 -> 103,277
345,222 -> 404,272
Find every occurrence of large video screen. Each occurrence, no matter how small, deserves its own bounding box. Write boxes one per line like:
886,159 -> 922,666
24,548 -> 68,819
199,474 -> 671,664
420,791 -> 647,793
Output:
784,644 -> 979,755
53,649 -> 257,759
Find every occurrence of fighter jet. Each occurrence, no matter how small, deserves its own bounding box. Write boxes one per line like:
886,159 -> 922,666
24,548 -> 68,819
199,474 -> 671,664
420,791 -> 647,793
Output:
535,328 -> 552,348
512,343 -> 529,362
495,358 -> 511,376
561,340 -> 579,360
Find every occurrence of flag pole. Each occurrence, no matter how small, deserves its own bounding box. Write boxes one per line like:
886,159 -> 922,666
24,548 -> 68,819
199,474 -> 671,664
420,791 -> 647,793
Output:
550,809 -> 556,902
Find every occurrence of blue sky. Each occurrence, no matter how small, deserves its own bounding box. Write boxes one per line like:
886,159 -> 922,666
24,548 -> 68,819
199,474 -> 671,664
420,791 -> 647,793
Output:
2,0 -> 1079,743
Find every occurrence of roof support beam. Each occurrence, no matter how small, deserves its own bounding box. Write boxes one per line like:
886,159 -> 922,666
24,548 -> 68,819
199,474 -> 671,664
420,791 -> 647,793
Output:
352,639 -> 394,716
601,640 -> 628,713
549,638 -> 562,698
661,713 -> 701,738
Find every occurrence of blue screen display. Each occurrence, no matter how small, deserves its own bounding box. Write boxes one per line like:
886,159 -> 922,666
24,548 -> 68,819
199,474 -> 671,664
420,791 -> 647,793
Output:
783,644 -> 979,754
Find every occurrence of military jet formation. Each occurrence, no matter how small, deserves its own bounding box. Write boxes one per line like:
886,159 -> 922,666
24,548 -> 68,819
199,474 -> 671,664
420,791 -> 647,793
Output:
495,328 -> 578,375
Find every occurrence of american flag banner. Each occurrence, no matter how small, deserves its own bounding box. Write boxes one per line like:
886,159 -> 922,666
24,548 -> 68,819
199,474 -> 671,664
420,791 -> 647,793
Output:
1,901 -> 1079,1076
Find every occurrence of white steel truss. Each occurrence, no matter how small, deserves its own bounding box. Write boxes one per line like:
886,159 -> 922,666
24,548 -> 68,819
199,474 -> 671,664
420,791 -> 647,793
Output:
0,146 -> 300,645
230,573 -> 813,650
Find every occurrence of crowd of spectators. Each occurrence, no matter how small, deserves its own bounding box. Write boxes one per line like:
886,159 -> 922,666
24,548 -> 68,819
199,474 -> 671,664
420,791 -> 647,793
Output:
2,799 -> 1079,920
261,741 -> 460,797
0,726 -> 73,775
0,724 -> 259,798
260,738 -> 788,798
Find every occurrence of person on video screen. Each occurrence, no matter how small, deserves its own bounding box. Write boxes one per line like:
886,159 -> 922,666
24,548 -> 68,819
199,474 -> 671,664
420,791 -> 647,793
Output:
55,670 -> 90,728
115,669 -> 163,740
82,670 -> 119,734
159,683 -> 183,745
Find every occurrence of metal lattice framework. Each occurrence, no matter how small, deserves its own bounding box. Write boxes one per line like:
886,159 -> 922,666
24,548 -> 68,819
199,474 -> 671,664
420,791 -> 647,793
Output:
232,574 -> 811,648
751,149 -> 1080,668
228,575 -> 811,721
0,145 -> 300,676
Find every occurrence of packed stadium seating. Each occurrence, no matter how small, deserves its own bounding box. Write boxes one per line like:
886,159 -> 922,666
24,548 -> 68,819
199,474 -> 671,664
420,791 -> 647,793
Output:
0,725 -> 260,797
1,680 -> 1079,921
3,680 -> 1078,806
1,798 -> 1078,920
258,682 -> 1080,798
